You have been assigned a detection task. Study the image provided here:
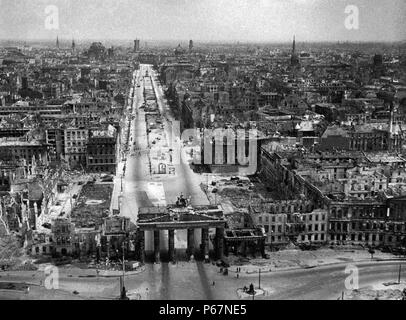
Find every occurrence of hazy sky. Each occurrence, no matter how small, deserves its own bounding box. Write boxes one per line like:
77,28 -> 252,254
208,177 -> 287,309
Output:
0,0 -> 405,42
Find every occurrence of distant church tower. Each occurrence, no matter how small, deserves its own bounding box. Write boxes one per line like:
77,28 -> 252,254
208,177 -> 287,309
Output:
189,40 -> 194,52
56,36 -> 60,49
72,38 -> 76,53
134,39 -> 140,52
290,35 -> 299,67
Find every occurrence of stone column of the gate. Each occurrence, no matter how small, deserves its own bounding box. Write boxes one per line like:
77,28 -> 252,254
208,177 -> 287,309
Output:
154,230 -> 160,263
139,230 -> 145,263
187,228 -> 195,259
201,228 -> 209,260
106,236 -> 110,258
168,229 -> 175,262
215,227 -> 224,260
259,238 -> 266,257
241,240 -> 247,257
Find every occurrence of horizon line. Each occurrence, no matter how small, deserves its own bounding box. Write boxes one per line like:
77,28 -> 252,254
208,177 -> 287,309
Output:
1,38 -> 406,45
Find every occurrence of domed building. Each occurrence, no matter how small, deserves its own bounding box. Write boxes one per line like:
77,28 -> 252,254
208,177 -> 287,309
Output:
87,42 -> 106,60
174,44 -> 186,56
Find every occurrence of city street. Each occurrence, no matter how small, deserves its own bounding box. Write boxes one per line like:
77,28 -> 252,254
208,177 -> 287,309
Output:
1,260 -> 405,300
149,66 -> 209,207
120,64 -> 151,222
119,64 -> 209,250
120,65 -> 209,218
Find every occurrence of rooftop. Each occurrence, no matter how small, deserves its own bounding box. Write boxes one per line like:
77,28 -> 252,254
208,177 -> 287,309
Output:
0,137 -> 44,147
366,153 -> 406,164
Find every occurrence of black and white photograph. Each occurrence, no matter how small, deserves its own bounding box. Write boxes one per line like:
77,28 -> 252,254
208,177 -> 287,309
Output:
0,0 -> 406,309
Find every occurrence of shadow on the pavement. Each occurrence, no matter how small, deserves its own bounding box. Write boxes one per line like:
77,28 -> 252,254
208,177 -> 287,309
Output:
143,249 -> 215,263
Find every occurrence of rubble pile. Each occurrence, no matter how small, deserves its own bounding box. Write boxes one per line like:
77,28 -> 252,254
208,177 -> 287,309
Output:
0,234 -> 23,258
71,183 -> 113,228
0,235 -> 26,270
348,288 -> 403,300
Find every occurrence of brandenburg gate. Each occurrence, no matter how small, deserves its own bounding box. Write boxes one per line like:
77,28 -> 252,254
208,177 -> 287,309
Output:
136,203 -> 226,262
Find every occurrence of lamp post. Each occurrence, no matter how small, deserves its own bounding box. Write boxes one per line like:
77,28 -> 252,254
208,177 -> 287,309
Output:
258,268 -> 261,289
119,241 -> 128,300
122,241 -> 125,280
